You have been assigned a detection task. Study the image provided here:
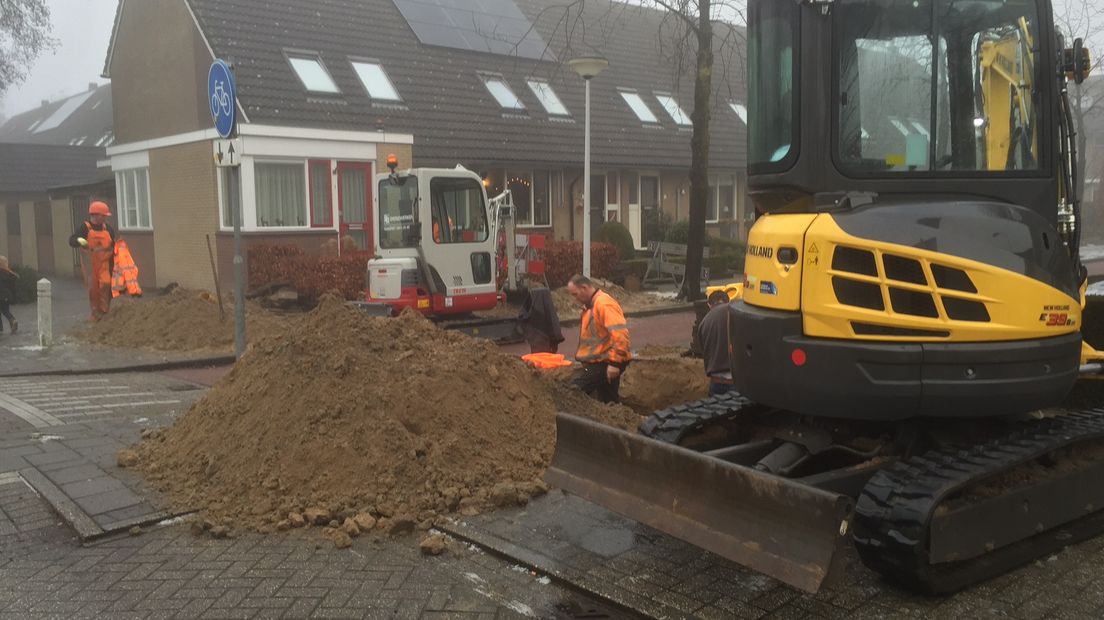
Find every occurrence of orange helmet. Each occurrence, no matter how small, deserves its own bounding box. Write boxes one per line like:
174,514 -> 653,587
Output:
89,201 -> 112,217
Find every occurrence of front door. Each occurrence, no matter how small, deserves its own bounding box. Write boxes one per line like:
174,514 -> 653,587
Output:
337,162 -> 373,253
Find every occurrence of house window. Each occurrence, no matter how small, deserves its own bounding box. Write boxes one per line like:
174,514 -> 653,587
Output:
508,171 -> 533,225
619,90 -> 658,123
526,80 -> 568,116
655,94 -> 691,125
115,168 -> 151,229
351,61 -> 401,101
309,161 -> 333,227
729,102 -> 748,124
287,55 -> 340,93
255,162 -> 307,227
220,167 -> 242,228
707,176 -> 737,223
482,75 -> 525,110
532,170 -> 551,226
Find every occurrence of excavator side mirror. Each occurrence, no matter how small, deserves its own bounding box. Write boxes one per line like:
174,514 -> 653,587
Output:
1063,38 -> 1091,85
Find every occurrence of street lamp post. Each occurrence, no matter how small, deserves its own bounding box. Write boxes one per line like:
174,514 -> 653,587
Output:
569,56 -> 608,278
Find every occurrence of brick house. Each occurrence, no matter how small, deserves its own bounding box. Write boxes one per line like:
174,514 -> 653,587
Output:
0,84 -> 117,280
103,0 -> 748,290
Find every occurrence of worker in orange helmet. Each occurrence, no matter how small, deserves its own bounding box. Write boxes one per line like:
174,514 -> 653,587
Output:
69,201 -> 117,321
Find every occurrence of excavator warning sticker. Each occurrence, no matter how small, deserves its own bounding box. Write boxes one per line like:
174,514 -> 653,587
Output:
807,243 -> 820,267
1039,305 -> 1074,326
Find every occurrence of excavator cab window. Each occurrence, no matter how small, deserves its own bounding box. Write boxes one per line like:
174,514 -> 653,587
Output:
378,176 -> 419,249
835,0 -> 1040,175
748,0 -> 798,171
429,177 -> 489,245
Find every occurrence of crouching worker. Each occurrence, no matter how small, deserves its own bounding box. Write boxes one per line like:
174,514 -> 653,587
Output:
69,201 -> 116,321
566,275 -> 632,403
698,290 -> 735,396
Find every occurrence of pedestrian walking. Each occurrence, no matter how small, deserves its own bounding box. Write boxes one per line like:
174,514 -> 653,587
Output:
566,275 -> 632,403
0,256 -> 19,334
69,201 -> 117,321
698,290 -> 735,396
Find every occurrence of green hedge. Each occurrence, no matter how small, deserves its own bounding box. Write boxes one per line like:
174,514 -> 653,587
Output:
596,221 -> 637,261
9,265 -> 39,303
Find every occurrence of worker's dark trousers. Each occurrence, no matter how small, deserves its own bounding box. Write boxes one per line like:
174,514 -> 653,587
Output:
574,362 -> 622,404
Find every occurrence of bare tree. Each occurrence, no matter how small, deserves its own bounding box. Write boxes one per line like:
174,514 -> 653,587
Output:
1053,0 -> 1104,207
526,0 -> 745,300
0,0 -> 58,99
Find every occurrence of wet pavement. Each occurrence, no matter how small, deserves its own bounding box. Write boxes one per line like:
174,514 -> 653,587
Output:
443,490 -> 1104,619
0,278 -> 229,378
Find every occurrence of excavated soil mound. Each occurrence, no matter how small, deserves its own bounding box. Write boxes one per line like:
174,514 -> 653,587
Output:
132,296 -> 640,535
74,288 -> 290,352
620,357 -> 711,415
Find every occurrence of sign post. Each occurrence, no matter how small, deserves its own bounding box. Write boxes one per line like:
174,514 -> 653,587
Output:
209,59 -> 246,358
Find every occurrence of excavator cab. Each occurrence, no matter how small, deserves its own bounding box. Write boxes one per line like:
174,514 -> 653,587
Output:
549,0 -> 1103,595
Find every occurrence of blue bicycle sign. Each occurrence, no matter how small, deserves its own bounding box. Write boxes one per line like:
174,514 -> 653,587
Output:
208,60 -> 237,138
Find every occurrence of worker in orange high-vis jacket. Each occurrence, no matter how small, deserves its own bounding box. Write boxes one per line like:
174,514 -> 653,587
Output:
69,201 -> 117,321
566,274 -> 632,403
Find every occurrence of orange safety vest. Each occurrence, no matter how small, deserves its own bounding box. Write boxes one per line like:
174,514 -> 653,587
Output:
521,352 -> 573,369
111,239 -> 142,298
86,222 -> 114,286
575,290 -> 632,365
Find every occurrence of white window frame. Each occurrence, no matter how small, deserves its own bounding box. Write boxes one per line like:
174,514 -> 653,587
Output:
655,93 -> 692,126
526,79 -> 569,116
504,168 -> 553,228
605,170 -> 621,222
619,90 -> 659,123
286,53 -> 341,94
707,174 -> 738,224
350,59 -> 401,101
251,158 -> 313,230
114,167 -> 152,230
481,74 -> 526,110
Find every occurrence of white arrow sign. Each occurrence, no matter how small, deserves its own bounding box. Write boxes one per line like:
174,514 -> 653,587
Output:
213,138 -> 242,168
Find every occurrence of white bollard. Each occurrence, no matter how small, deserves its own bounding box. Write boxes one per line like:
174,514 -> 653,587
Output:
37,278 -> 51,348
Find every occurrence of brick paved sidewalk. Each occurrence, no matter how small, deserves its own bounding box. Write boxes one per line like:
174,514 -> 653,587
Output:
0,476 -> 622,619
442,490 -> 1104,619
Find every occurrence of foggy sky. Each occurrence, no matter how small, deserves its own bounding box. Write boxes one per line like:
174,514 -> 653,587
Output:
1,0 -> 116,117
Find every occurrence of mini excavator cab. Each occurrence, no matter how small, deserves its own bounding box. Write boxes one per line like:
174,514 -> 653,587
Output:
734,0 -> 1096,419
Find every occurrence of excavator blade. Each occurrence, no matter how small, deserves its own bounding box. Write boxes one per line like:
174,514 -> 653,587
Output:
545,413 -> 854,593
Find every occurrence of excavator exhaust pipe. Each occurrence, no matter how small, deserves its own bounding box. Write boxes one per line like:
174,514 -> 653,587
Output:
545,413 -> 855,593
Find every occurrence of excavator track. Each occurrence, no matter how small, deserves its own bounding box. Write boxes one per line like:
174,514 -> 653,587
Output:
853,408 -> 1104,593
638,392 -> 764,443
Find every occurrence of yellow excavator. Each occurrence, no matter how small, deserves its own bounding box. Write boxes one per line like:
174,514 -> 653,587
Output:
548,0 -> 1098,594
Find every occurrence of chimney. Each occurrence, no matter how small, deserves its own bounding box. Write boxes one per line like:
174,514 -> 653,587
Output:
40,100 -> 49,108
88,82 -> 97,92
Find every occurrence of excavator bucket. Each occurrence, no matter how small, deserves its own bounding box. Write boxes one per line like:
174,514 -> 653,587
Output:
545,413 -> 854,593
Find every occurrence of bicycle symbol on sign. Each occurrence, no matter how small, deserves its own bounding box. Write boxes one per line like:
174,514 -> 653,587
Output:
211,81 -> 232,117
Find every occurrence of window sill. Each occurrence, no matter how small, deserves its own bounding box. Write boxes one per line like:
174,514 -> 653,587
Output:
119,227 -> 154,232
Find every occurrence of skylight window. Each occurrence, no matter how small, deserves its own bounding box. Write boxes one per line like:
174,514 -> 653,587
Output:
889,117 -> 911,137
729,102 -> 748,124
351,61 -> 401,101
287,55 -> 340,93
619,91 -> 658,123
482,76 -> 525,110
35,90 -> 95,133
656,94 -> 691,126
526,80 -> 568,116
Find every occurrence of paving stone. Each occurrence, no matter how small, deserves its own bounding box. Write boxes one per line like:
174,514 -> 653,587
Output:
73,487 -> 144,516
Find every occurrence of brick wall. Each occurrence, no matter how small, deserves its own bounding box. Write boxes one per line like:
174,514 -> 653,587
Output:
378,143 -> 414,169
149,141 -> 219,290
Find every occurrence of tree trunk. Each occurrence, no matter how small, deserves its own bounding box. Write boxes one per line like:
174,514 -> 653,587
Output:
680,0 -> 713,301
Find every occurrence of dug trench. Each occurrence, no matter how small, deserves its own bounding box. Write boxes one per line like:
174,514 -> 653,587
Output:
121,295 -> 709,548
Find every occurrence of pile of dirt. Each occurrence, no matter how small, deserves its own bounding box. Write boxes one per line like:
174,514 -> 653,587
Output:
621,357 -> 711,415
549,279 -> 673,320
74,288 -> 290,352
130,296 -> 641,538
